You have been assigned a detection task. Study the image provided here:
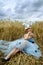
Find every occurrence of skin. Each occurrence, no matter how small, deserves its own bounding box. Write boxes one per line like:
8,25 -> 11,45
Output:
5,48 -> 20,60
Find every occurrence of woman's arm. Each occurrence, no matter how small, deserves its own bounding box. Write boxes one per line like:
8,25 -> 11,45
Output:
24,34 -> 29,40
24,32 -> 34,40
29,33 -> 34,38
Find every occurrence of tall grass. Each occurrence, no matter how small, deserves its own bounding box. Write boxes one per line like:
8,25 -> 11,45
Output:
0,20 -> 43,65
0,20 -> 25,41
32,22 -> 43,44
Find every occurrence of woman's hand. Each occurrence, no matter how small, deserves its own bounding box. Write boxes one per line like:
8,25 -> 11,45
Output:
24,34 -> 29,40
24,32 -> 34,40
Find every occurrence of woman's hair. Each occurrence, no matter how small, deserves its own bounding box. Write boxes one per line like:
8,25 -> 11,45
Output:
25,27 -> 33,33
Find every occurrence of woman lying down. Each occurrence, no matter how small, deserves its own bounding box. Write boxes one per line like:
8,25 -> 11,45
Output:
0,26 -> 42,62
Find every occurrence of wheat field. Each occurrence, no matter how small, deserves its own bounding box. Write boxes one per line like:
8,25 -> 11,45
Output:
0,20 -> 43,65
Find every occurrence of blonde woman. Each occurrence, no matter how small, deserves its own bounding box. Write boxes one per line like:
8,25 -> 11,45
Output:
24,26 -> 35,43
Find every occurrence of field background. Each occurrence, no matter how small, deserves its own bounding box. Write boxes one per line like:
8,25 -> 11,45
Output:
0,20 -> 43,65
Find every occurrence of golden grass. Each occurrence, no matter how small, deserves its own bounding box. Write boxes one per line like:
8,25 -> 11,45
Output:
0,20 -> 43,65
0,20 -> 25,41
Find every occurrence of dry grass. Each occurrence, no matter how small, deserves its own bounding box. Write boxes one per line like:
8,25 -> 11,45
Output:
0,20 -> 25,41
0,20 -> 43,65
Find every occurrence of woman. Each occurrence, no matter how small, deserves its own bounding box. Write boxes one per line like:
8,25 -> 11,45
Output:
2,27 -> 34,62
24,26 -> 35,43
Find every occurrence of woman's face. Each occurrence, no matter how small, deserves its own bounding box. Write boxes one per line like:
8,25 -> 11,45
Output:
27,28 -> 32,32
